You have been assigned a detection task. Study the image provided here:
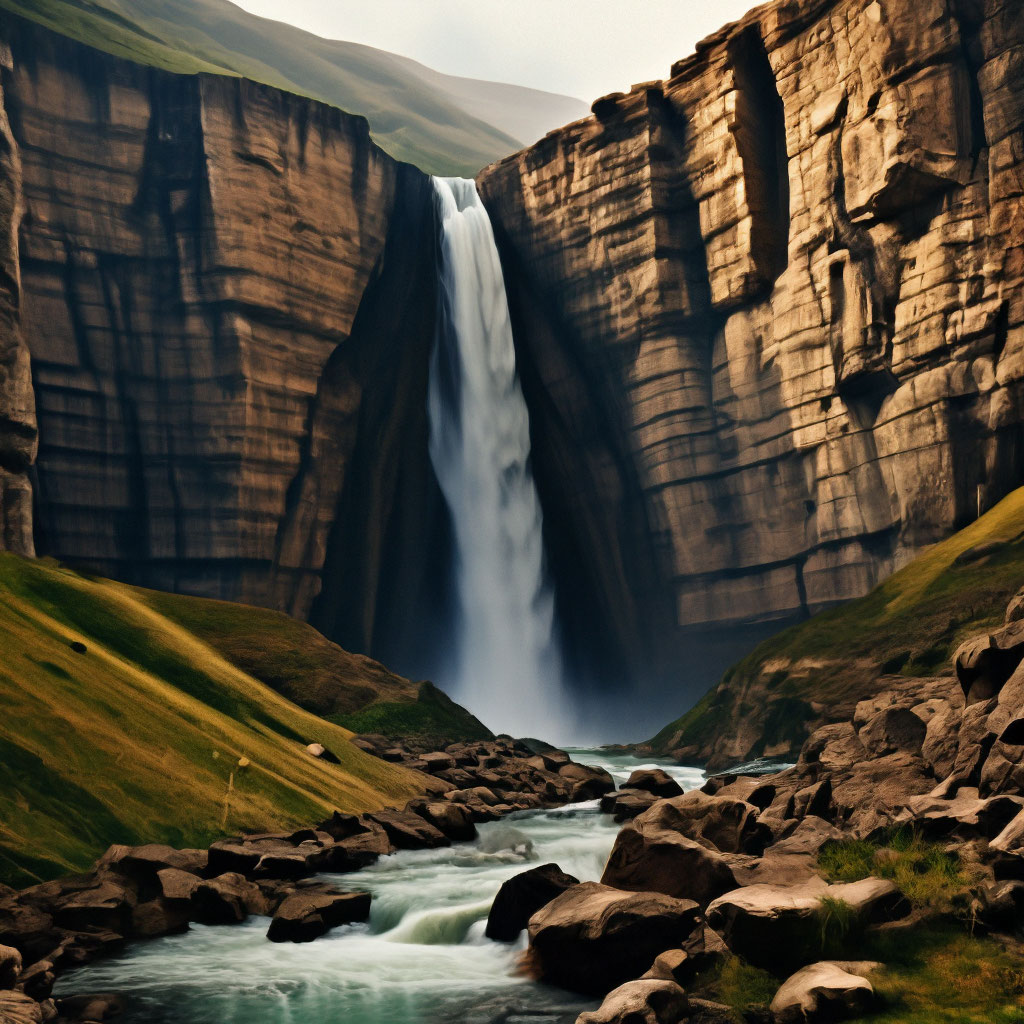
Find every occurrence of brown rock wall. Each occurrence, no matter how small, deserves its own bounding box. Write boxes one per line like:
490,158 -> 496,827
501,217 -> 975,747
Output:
0,13 -> 444,665
479,0 -> 1024,691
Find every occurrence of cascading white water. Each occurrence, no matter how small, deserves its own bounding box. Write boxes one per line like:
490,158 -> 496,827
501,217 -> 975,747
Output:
427,176 -> 565,739
54,754 -> 707,1024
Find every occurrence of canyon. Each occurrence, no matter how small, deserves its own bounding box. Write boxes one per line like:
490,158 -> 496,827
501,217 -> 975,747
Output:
0,0 -> 1021,725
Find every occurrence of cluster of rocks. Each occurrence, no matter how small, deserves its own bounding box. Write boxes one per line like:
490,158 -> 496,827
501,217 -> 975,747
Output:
0,737 -> 613,1023
483,587 -> 1024,1024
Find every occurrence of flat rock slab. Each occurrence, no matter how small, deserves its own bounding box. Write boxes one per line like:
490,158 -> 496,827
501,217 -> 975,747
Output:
267,890 -> 371,943
706,877 -> 908,970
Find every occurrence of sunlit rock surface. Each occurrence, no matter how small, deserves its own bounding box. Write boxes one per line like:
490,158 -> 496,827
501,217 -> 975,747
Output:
478,0 -> 1024,687
0,13 -> 449,675
0,0 -> 1021,716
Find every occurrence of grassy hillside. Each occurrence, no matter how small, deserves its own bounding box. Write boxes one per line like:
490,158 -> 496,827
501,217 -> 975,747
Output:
0,0 -> 586,175
650,487 -> 1024,762
140,589 -> 492,748
0,553 -> 433,888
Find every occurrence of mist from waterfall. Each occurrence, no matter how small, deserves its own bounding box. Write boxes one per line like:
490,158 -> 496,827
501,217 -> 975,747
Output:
427,176 -> 567,740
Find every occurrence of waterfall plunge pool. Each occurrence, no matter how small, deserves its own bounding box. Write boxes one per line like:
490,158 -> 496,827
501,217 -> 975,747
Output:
54,752 -> 705,1024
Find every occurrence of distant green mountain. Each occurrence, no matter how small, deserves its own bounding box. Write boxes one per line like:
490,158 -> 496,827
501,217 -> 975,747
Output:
0,0 -> 588,175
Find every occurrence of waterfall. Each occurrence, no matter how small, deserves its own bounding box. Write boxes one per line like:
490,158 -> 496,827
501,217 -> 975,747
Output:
427,176 -> 565,740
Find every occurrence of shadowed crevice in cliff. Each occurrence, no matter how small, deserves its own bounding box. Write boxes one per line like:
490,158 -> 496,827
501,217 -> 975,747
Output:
307,166 -> 455,683
727,26 -> 791,290
488,213 -> 687,721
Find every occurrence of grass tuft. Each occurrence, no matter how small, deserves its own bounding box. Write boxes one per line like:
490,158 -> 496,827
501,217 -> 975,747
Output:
817,895 -> 860,957
819,829 -> 972,912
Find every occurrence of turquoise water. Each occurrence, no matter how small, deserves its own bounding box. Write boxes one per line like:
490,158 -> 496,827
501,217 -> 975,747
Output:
55,752 -> 705,1023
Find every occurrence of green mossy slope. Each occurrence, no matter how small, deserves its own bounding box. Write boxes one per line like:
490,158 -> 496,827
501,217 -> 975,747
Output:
0,553 -> 425,887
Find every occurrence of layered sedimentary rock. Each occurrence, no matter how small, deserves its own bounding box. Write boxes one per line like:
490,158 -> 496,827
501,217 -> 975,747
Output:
0,37 -> 34,555
0,0 -> 1022,722
479,0 -> 1024,694
0,13 -> 449,672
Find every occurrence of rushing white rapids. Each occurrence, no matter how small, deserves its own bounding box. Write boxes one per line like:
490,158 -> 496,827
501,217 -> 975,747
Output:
54,752 -> 705,1024
428,176 -> 565,739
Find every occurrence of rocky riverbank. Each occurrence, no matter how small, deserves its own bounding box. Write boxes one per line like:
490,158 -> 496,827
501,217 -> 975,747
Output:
486,585 -> 1024,1022
9,580 -> 1024,1023
0,738 -> 613,1023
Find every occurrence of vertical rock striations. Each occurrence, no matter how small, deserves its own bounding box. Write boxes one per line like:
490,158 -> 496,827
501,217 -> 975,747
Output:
0,36 -> 34,555
0,12 -> 445,663
0,0 -> 1021,723
478,0 -> 1024,697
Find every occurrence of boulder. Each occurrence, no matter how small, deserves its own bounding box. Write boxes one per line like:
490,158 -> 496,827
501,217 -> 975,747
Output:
53,880 -> 134,934
130,898 -> 189,938
485,863 -> 579,942
15,960 -> 54,1002
366,808 -> 450,849
305,742 -> 340,763
191,873 -> 267,924
600,789 -> 659,821
527,882 -> 701,995
991,807 -> 1024,855
829,752 -> 935,836
732,817 -> 843,888
857,708 -> 926,758
577,979 -> 689,1024
706,878 -> 909,970
642,948 -> 697,986
95,844 -> 207,881
449,786 -> 501,807
206,840 -> 262,876
557,763 -> 615,801
420,752 -> 458,773
156,868 -> 202,903
54,992 -> 126,1022
625,769 -> 684,799
316,812 -> 376,841
790,780 -> 834,822
976,880 -> 1024,933
323,827 -> 394,872
267,889 -> 371,943
799,724 -> 866,773
770,962 -> 876,1023
1006,587 -> 1024,625
630,789 -> 770,854
921,702 -> 962,780
0,944 -> 20,989
955,620 -> 1024,703
408,800 -> 477,842
602,820 -> 737,907
0,991 -> 43,1024
899,792 -> 1024,839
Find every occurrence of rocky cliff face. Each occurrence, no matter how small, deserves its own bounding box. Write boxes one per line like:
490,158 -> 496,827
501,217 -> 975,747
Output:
0,36 -> 33,555
0,13 -> 450,675
0,1 -> 1021,732
478,0 -> 1024,702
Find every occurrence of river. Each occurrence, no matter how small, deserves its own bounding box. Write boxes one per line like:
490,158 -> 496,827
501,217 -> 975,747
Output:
55,751 -> 706,1024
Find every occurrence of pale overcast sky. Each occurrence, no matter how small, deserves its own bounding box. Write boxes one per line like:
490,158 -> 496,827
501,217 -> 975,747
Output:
231,0 -> 761,101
